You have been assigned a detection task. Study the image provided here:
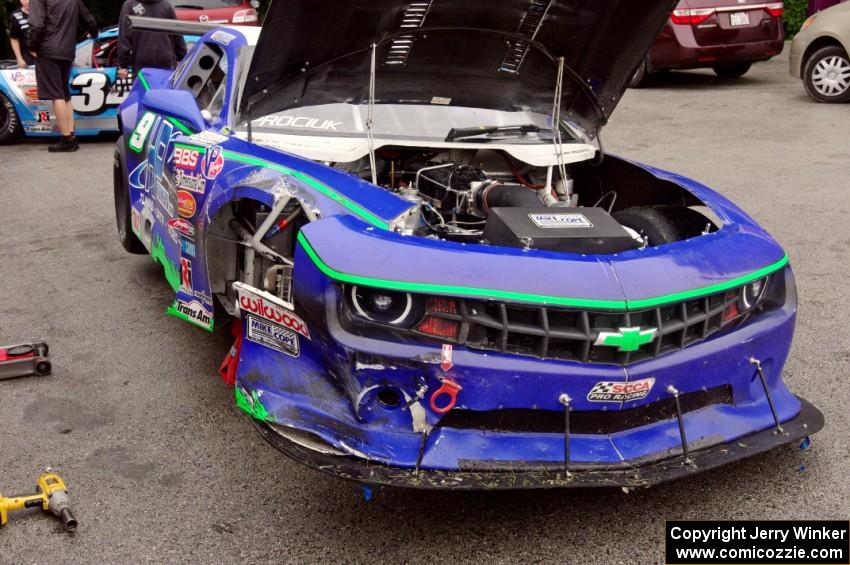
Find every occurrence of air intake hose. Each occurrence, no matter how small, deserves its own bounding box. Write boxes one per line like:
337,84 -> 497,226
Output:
475,181 -> 543,214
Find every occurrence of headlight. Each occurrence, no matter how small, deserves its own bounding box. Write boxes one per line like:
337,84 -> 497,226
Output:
740,277 -> 769,311
348,286 -> 423,327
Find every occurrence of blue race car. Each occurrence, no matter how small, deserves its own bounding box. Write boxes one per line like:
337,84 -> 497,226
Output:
0,28 -> 195,144
114,1 -> 823,489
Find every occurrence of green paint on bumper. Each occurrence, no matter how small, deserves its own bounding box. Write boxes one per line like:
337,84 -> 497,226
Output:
235,386 -> 271,422
151,236 -> 180,293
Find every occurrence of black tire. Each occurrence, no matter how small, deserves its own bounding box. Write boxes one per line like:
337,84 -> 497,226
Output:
35,361 -> 52,376
629,58 -> 649,88
712,63 -> 751,78
802,45 -> 850,103
114,136 -> 147,254
0,91 -> 23,145
613,206 -> 712,246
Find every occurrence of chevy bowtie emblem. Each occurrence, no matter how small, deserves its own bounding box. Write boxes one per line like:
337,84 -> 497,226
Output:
595,327 -> 657,352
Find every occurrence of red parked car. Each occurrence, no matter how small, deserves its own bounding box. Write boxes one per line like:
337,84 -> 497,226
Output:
170,0 -> 260,25
632,0 -> 785,85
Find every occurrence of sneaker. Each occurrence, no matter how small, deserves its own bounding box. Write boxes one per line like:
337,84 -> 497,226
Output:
48,136 -> 79,153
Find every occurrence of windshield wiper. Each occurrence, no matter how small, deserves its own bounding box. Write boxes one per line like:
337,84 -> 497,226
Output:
172,4 -> 205,9
445,124 -> 545,142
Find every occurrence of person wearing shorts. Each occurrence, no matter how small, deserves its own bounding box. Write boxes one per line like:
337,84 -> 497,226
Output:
27,0 -> 98,152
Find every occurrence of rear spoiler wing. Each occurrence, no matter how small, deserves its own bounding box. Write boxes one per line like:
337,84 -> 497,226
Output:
128,16 -> 219,36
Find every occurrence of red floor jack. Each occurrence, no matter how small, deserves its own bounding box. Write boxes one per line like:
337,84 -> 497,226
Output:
0,342 -> 51,381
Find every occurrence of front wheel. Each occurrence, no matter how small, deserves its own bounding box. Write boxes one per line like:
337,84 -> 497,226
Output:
114,136 -> 147,254
803,45 -> 850,103
712,63 -> 751,78
0,91 -> 23,145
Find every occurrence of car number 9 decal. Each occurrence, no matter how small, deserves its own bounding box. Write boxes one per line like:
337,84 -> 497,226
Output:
130,111 -> 158,153
70,72 -> 130,116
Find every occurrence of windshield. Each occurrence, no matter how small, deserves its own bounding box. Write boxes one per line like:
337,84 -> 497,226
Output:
247,104 -> 576,145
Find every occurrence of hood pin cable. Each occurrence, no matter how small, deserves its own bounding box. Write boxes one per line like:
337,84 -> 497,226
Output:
559,394 -> 572,478
667,386 -> 694,466
750,357 -> 784,434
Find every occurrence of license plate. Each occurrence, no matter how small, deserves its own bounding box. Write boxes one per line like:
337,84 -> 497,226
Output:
729,11 -> 750,26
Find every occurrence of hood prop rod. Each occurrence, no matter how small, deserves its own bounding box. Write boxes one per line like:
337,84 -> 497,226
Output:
750,357 -> 784,434
558,394 -> 572,478
366,43 -> 378,187
667,386 -> 693,466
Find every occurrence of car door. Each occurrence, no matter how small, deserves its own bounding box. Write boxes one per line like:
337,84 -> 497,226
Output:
69,34 -> 132,135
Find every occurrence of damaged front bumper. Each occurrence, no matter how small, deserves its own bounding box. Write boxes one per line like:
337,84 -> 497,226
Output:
253,397 -> 822,489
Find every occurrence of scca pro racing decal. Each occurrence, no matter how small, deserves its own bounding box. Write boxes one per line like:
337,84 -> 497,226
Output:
246,314 -> 300,357
587,378 -> 655,403
233,281 -> 310,339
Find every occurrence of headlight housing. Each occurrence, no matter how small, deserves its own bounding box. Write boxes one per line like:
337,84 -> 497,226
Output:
739,277 -> 769,312
346,285 -> 424,327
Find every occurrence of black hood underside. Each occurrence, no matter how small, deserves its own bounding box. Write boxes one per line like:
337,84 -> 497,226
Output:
240,0 -> 678,136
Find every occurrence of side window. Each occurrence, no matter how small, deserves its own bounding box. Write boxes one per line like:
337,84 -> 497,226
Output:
175,42 -> 228,118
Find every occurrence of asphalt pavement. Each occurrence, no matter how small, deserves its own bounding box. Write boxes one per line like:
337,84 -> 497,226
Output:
1,50 -> 848,564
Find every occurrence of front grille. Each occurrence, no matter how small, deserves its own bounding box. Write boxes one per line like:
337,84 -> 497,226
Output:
416,288 -> 747,365
438,386 -> 733,435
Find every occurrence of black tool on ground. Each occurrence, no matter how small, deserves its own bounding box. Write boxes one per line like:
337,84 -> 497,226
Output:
0,472 -> 77,532
0,342 -> 51,381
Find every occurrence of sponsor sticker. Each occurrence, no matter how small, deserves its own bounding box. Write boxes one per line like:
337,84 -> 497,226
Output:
37,111 -> 50,123
234,282 -> 310,339
131,207 -> 141,235
202,145 -> 225,180
246,315 -> 300,357
173,146 -> 200,170
252,115 -> 343,131
170,299 -> 212,330
528,213 -> 593,229
587,378 -> 655,403
177,190 -> 197,218
167,218 -> 195,237
188,130 -> 228,146
180,237 -> 196,257
173,170 -> 206,193
211,30 -> 237,45
180,257 -> 192,292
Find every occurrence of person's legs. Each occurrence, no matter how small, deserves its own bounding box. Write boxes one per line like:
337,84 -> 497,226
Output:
52,99 -> 72,136
36,59 -> 77,152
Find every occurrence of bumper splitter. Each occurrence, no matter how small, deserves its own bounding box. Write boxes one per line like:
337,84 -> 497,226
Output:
253,396 -> 823,490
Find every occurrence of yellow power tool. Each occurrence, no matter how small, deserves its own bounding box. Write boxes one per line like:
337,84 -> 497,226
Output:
0,472 -> 77,531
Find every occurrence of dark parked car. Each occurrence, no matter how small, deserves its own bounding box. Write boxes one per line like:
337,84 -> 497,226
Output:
171,0 -> 259,25
632,0 -> 785,85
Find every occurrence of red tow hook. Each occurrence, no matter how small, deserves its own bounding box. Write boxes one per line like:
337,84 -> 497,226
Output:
218,318 -> 243,385
429,378 -> 462,414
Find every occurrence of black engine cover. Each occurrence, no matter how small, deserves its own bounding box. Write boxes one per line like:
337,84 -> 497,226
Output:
484,207 -> 636,254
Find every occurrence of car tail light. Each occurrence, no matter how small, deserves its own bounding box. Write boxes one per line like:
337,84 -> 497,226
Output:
232,8 -> 258,23
417,297 -> 460,339
764,2 -> 784,17
670,8 -> 715,25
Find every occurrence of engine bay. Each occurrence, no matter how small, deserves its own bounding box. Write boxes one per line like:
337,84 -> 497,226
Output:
332,147 -> 718,254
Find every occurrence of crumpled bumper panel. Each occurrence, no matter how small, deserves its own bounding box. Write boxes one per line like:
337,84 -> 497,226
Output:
253,397 -> 822,489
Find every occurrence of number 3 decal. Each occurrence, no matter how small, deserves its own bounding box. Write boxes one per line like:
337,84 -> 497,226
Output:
71,72 -> 131,115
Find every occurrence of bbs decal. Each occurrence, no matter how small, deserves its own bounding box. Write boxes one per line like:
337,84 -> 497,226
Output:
70,72 -> 129,115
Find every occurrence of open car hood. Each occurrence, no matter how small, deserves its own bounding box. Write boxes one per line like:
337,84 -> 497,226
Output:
238,0 -> 677,138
